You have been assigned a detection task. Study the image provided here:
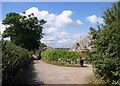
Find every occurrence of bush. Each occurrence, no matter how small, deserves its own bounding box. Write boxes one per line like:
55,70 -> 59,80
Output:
91,25 -> 120,85
41,49 -> 80,63
0,33 -> 1,85
2,41 -> 31,85
92,54 -> 120,85
89,2 -> 120,85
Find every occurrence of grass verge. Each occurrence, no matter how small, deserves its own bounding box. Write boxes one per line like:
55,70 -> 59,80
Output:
87,74 -> 106,84
42,60 -> 81,67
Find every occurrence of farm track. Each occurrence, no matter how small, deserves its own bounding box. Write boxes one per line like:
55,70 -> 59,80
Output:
19,60 -> 93,85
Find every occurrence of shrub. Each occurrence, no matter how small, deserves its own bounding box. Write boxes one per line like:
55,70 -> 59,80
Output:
2,41 -> 31,85
0,42 -> 2,86
41,49 -> 80,63
89,2 -> 120,85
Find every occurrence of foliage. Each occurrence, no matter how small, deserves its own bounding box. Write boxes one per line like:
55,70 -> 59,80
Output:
87,75 -> 106,84
2,12 -> 46,51
39,43 -> 47,49
41,49 -> 80,63
0,39 -> 1,86
2,41 -> 31,84
34,43 -> 47,59
90,2 -> 120,85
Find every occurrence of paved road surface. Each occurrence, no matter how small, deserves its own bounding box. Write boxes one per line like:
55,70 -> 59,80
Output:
19,60 -> 93,84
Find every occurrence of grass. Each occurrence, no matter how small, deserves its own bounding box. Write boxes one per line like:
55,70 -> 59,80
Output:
87,74 -> 106,85
42,60 -> 81,67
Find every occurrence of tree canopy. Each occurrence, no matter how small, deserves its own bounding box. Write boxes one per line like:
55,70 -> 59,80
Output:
2,12 -> 47,51
89,2 -> 120,85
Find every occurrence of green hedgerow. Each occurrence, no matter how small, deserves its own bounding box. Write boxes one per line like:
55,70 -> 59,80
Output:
2,41 -> 31,85
41,49 -> 81,62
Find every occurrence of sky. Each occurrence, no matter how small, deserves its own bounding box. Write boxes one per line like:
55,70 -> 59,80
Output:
1,2 -> 113,48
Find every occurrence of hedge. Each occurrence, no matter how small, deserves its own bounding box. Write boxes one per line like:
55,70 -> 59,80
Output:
41,49 -> 81,63
2,41 -> 31,85
0,42 -> 2,86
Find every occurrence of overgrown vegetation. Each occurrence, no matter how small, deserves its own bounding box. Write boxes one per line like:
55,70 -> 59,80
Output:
2,12 -> 46,51
2,41 -> 31,85
41,49 -> 81,66
89,2 -> 120,85
0,35 -> 1,85
87,75 -> 106,84
1,11 -> 47,85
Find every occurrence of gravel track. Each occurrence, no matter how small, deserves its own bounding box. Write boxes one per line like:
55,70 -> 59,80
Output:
19,60 -> 93,84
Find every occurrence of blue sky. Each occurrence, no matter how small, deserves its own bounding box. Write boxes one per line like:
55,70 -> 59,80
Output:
2,2 -> 112,18
1,2 -> 113,48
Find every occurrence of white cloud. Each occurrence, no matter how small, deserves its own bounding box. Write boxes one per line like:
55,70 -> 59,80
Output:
87,15 -> 97,24
0,21 -> 5,34
86,15 -> 104,24
22,7 -> 83,48
41,31 -> 73,48
0,21 -> 10,40
76,20 -> 83,25
97,17 -> 104,25
45,27 -> 58,33
54,10 -> 73,28
23,7 -> 75,29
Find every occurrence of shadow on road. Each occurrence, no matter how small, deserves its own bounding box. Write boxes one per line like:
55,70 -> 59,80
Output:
82,65 -> 88,67
15,60 -> 45,85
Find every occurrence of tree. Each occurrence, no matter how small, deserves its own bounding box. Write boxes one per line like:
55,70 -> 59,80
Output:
2,12 -> 46,51
90,2 -> 120,85
39,43 -> 47,49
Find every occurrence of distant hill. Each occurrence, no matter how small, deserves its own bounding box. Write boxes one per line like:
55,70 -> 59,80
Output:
55,48 -> 70,50
46,46 -> 54,50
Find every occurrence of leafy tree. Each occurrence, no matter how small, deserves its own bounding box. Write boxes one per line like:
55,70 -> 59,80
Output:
90,2 -> 120,85
2,12 -> 46,51
39,43 -> 47,49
